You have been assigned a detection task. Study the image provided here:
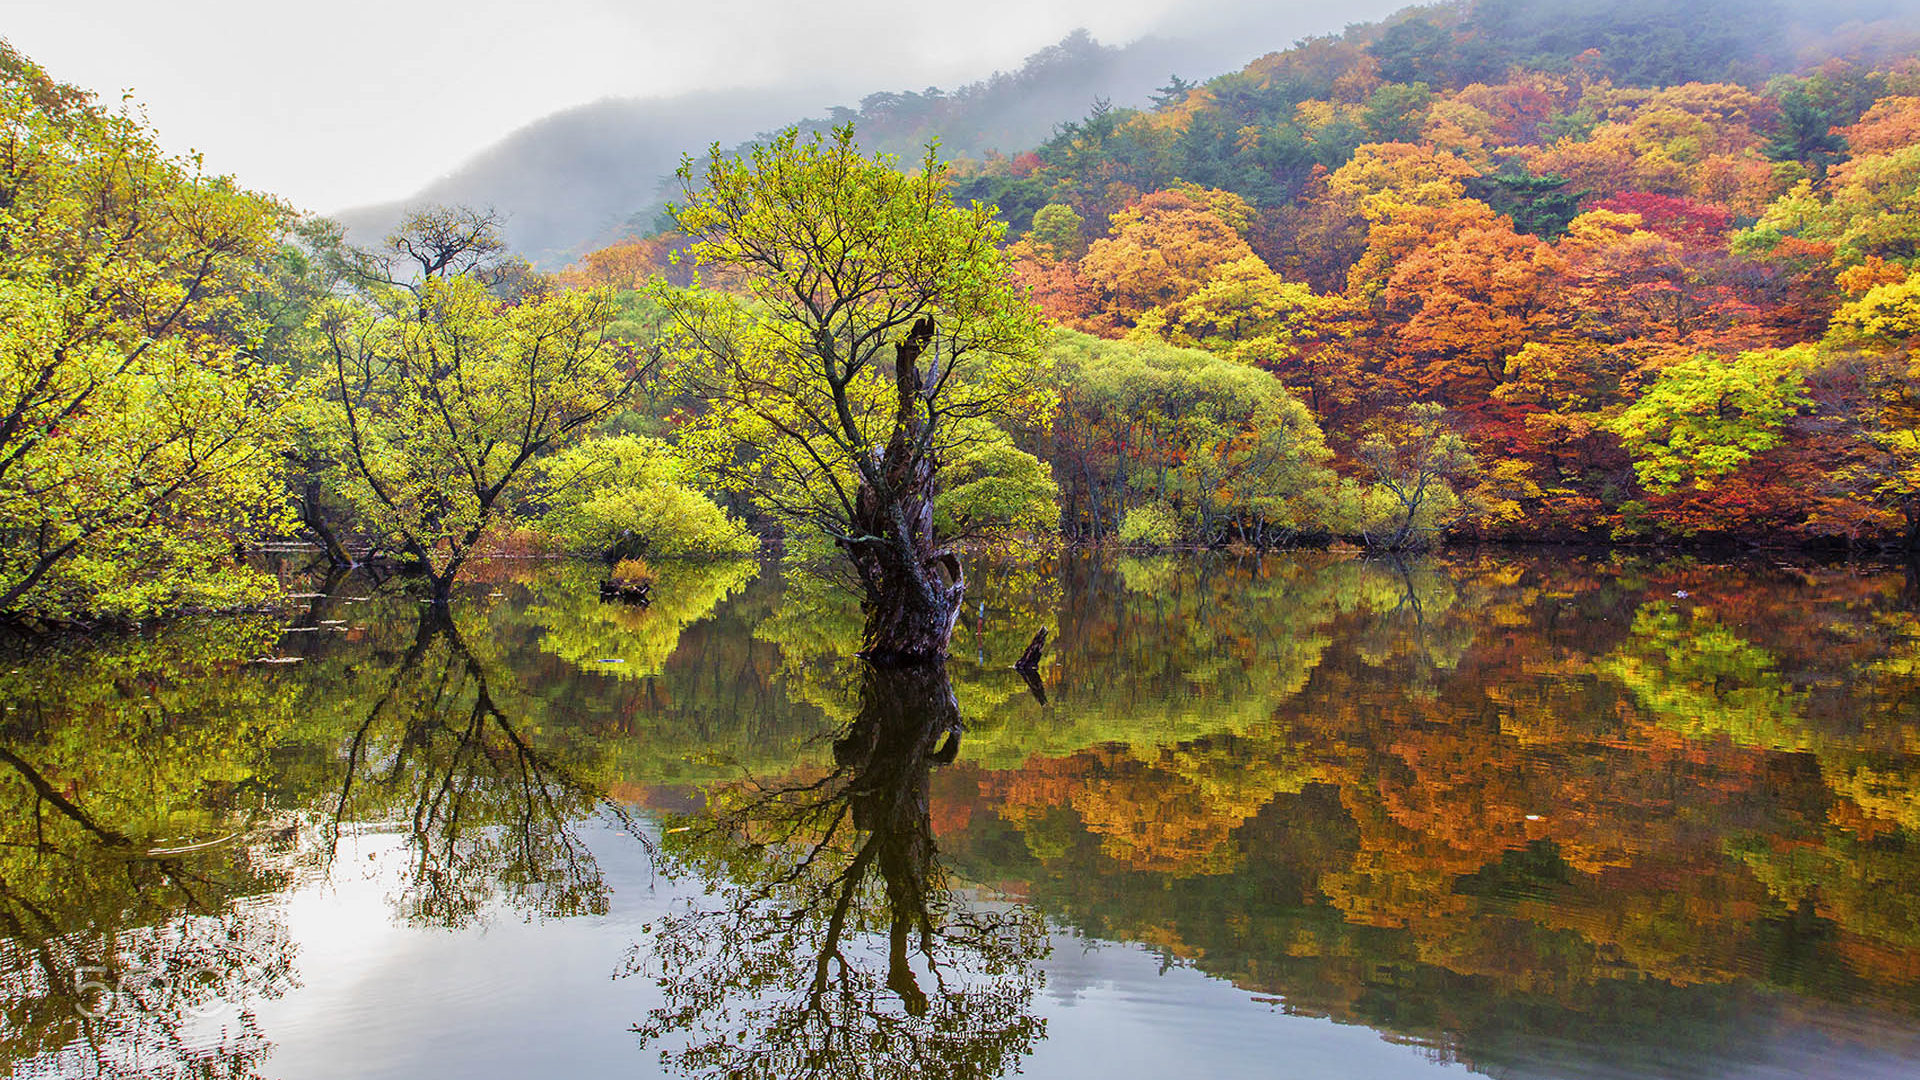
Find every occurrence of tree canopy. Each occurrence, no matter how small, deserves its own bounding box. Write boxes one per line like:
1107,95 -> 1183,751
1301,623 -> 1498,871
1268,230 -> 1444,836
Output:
658,126 -> 1053,658
0,43 -> 291,621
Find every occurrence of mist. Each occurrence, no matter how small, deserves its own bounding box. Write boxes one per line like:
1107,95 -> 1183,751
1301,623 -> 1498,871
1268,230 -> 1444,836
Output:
332,23 -> 1364,266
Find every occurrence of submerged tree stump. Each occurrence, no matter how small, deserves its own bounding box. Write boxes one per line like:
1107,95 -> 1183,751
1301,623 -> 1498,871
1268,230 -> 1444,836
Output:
598,580 -> 652,605
1014,628 -> 1047,672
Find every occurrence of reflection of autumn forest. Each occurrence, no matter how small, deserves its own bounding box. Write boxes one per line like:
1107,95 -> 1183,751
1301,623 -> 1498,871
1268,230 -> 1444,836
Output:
940,554 -> 1920,1069
8,552 -> 1920,1074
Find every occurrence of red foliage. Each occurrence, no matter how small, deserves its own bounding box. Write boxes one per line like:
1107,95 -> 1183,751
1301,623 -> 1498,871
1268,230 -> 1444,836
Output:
1586,193 -> 1733,248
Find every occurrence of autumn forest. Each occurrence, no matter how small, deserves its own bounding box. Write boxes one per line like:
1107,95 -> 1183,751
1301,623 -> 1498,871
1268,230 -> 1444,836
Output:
16,1 -> 1920,1078
572,0 -> 1920,554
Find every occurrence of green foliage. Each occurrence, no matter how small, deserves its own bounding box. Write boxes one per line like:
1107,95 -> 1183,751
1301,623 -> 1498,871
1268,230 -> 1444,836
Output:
658,126 -> 1053,546
1460,0 -> 1792,88
1027,202 -> 1086,260
1607,348 -> 1811,493
1352,402 -> 1477,550
1362,82 -> 1434,142
932,421 -> 1060,542
1747,143 -> 1920,270
531,434 -> 756,559
1463,171 -> 1585,238
1048,330 -> 1337,544
1765,67 -> 1886,172
1117,502 -> 1182,547
309,232 -> 639,593
0,44 -> 293,620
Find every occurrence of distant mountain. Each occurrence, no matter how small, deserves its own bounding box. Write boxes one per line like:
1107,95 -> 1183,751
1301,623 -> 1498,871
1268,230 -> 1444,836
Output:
332,29 -> 1291,267
336,0 -> 1920,267
330,87 -> 805,269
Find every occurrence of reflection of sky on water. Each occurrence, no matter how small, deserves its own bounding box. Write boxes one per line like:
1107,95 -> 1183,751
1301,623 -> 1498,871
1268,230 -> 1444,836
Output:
242,822 -> 1469,1080
230,816 -> 1920,1080
243,823 -> 675,1080
1033,932 -> 1461,1079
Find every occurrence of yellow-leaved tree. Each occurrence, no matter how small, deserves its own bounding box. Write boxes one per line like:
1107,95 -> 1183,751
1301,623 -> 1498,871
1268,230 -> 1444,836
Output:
308,208 -> 644,603
0,44 -> 291,621
658,126 -> 1054,662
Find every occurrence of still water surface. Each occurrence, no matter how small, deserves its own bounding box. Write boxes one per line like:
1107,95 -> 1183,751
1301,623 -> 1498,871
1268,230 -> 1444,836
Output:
6,551 -> 1920,1079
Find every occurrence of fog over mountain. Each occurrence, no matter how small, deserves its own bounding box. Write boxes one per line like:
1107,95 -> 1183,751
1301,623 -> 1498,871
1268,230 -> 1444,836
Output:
331,22 -> 1384,266
333,0 -> 1920,267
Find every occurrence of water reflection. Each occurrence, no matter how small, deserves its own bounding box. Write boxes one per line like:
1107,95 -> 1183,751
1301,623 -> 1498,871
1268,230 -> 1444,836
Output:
0,621 -> 296,1079
631,661 -> 1048,1079
322,605 -> 633,927
4,553 -> 1920,1077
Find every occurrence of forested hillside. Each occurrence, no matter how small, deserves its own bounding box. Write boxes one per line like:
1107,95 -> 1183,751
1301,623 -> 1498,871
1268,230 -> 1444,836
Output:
335,27 -> 1287,264
576,0 -> 1920,549
14,0 -> 1920,625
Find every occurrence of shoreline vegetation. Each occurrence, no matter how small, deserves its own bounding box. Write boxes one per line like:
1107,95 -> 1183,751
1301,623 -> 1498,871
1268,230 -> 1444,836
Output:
14,0 -> 1920,633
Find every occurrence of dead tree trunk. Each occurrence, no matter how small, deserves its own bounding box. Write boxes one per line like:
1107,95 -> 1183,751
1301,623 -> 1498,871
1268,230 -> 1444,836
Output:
848,317 -> 966,665
1014,628 -> 1047,672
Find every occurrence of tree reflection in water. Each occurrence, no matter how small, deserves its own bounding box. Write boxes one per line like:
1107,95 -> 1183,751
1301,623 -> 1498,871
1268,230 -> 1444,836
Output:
631,662 -> 1049,1080
0,621 -> 296,1080
324,604 -> 647,928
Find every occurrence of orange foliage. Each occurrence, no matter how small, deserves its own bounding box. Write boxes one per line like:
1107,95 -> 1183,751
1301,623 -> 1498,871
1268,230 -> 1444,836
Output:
559,233 -> 694,290
1078,189 -> 1258,322
1380,217 -> 1568,397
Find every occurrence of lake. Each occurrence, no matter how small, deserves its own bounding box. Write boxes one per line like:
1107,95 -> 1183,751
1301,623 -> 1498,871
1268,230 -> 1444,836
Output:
6,550 -> 1920,1079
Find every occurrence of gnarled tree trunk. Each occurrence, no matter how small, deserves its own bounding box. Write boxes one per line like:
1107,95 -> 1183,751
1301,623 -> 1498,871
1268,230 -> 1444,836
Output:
847,318 -> 966,664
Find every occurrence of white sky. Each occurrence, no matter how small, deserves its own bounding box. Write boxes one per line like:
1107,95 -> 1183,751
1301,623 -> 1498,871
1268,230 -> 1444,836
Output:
1,0 -> 1398,213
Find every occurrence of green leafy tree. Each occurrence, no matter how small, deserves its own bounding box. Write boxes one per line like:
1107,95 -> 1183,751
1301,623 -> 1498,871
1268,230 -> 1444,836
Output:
1048,331 -> 1337,546
0,44 -> 292,621
1353,401 -> 1478,550
659,126 -> 1052,661
1026,202 -> 1087,261
530,434 -> 757,559
310,209 -> 642,602
931,421 -> 1060,544
1606,348 -> 1810,494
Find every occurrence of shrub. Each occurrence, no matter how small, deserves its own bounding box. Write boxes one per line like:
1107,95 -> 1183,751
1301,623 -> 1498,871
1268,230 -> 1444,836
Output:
610,558 -> 655,586
1117,502 -> 1182,547
532,435 -> 758,559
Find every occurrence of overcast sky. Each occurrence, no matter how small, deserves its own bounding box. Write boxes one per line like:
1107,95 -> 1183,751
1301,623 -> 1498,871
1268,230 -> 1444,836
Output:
2,0 -> 1402,213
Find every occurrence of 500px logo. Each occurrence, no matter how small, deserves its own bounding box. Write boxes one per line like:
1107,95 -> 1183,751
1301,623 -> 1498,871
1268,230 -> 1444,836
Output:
73,966 -> 226,1019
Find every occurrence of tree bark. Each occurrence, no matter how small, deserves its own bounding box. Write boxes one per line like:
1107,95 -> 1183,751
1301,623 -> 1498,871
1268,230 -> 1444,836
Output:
849,318 -> 966,664
301,478 -> 356,567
